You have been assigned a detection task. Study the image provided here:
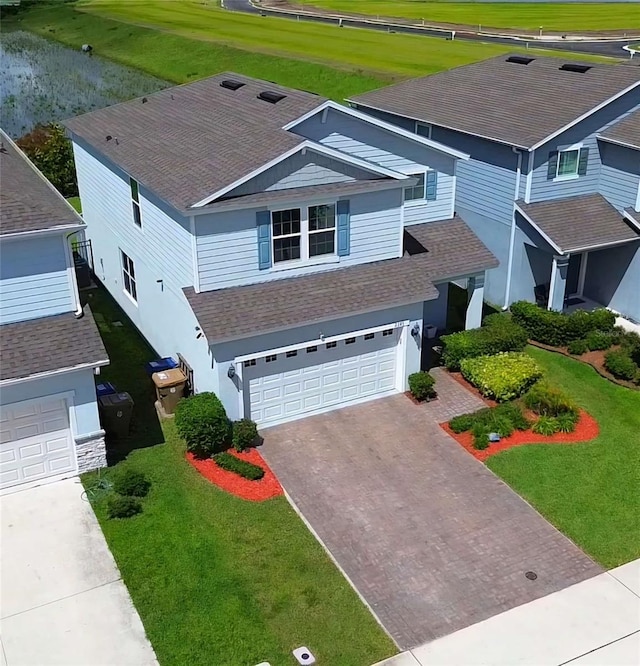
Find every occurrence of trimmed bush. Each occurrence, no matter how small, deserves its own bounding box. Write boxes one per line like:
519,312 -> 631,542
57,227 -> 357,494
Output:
494,401 -> 531,431
620,332 -> 640,366
408,371 -> 437,401
232,419 -> 258,452
448,402 -> 529,436
214,452 -> 264,480
585,330 -> 613,351
471,423 -> 489,450
441,314 -> 528,371
567,338 -> 588,356
449,413 -> 476,434
604,350 -> 637,380
175,392 -> 231,458
107,495 -> 142,519
523,381 -> 578,417
112,469 -> 151,498
555,411 -> 579,433
532,416 -> 559,436
460,352 -> 542,402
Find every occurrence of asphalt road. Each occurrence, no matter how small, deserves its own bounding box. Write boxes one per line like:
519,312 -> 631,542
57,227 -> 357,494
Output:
223,0 -> 634,59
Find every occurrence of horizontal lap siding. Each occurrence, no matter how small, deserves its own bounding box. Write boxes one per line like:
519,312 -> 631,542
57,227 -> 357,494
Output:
196,187 -> 403,291
403,173 -> 454,224
0,235 -> 72,324
599,143 -> 640,212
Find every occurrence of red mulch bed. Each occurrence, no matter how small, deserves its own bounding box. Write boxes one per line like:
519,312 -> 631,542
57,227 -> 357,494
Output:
440,409 -> 599,462
186,448 -> 283,501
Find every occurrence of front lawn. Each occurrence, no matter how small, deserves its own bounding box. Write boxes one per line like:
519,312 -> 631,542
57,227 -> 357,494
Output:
487,346 -> 640,569
83,288 -> 395,666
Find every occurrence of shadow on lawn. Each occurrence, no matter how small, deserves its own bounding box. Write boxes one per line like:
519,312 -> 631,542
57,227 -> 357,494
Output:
82,285 -> 165,464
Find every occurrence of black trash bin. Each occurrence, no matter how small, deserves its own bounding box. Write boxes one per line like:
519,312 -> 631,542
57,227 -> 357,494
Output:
99,392 -> 134,438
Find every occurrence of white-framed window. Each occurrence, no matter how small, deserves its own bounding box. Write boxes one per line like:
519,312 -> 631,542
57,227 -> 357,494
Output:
272,203 -> 336,264
130,178 -> 142,227
415,122 -> 432,139
120,250 -> 137,302
404,173 -> 425,202
556,148 -> 580,178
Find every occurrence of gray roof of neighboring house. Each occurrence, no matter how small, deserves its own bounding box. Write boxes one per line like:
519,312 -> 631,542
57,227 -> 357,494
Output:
0,306 -> 108,382
350,55 -> 640,150
516,193 -> 640,254
0,132 -> 83,236
185,216 -> 496,343
64,73 -> 327,214
599,108 -> 640,151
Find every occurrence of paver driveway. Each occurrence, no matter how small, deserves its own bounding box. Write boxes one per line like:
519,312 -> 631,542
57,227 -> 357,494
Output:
260,379 -> 603,649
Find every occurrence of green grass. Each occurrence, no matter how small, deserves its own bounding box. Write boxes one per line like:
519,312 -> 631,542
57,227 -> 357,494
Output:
81,287 -> 395,666
302,1 -> 640,31
487,346 -> 640,569
66,196 -> 81,213
5,1 -> 614,103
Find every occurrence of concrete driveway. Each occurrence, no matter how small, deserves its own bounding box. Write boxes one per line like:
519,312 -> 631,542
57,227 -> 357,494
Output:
261,381 -> 603,650
0,479 -> 157,666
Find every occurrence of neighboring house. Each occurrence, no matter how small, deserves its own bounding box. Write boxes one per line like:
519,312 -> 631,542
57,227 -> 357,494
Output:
350,55 -> 640,322
64,74 -> 496,427
0,131 -> 108,493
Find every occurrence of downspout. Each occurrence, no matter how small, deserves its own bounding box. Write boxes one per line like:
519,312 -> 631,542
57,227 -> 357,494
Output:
65,231 -> 84,317
503,147 -> 523,310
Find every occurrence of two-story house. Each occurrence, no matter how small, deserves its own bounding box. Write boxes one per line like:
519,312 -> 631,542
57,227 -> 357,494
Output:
0,131 -> 108,493
64,74 -> 496,427
350,55 -> 640,322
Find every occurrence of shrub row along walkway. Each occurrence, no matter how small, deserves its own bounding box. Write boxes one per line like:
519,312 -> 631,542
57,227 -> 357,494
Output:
260,374 -> 602,649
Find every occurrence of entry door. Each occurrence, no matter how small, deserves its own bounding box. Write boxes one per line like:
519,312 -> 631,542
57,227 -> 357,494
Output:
0,398 -> 76,490
566,254 -> 583,296
244,328 -> 401,426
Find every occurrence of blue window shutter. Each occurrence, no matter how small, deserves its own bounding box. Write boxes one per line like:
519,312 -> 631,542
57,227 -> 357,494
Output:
577,147 -> 589,176
256,210 -> 272,270
425,171 -> 438,201
337,200 -> 350,257
547,151 -> 559,180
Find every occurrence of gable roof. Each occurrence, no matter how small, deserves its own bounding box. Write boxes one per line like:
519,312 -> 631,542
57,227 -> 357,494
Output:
599,108 -> 640,151
64,73 -> 328,214
350,55 -> 640,150
0,130 -> 83,237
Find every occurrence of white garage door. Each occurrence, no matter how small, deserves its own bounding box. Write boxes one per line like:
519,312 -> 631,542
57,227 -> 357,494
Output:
0,398 -> 76,491
243,326 -> 402,426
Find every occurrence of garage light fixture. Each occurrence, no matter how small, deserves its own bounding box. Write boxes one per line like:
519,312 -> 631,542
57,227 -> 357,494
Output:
411,324 -> 420,337
227,364 -> 236,379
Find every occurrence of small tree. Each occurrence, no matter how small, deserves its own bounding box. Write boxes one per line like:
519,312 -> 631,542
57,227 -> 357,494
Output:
174,393 -> 231,458
16,123 -> 78,198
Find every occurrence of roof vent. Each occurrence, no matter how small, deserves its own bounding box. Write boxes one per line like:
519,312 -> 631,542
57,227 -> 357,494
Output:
559,63 -> 592,74
257,90 -> 286,104
220,79 -> 245,91
506,55 -> 534,65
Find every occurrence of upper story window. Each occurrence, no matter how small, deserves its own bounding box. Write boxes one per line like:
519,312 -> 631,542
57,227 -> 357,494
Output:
404,173 -> 425,202
121,250 -> 137,303
130,178 -> 142,227
272,204 -> 336,264
557,148 -> 580,177
415,122 -> 432,139
548,145 -> 589,181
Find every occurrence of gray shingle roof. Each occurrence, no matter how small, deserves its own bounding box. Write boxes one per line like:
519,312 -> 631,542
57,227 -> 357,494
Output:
0,132 -> 83,236
351,55 -> 640,149
516,194 -> 640,254
64,73 -> 327,214
185,216 -> 496,343
600,109 -> 640,151
0,306 -> 108,382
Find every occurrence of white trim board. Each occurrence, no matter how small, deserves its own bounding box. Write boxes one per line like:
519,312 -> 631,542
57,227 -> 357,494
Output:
0,360 -> 109,388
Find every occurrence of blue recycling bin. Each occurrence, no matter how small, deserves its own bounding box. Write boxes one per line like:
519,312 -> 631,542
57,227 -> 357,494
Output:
144,357 -> 178,376
96,381 -> 117,398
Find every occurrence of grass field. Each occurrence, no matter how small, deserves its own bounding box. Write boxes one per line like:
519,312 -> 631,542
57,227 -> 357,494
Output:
82,287 -> 395,666
5,1 -> 615,102
300,1 -> 640,31
487,347 -> 640,569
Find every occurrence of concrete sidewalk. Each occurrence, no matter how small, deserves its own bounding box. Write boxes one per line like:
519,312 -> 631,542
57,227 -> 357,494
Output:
1,478 -> 157,666
376,560 -> 640,666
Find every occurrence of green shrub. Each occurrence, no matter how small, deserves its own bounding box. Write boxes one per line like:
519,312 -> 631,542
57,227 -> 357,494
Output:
441,314 -> 528,371
107,495 -> 143,519
585,330 -> 613,351
555,411 -> 579,433
511,301 -> 615,346
112,469 -> 151,498
175,392 -> 231,458
567,338 -> 588,355
523,381 -> 579,417
610,326 -> 626,346
214,452 -> 264,480
408,371 -> 437,401
604,350 -> 638,380
620,332 -> 640,365
460,352 -> 542,402
494,402 -> 531,430
489,414 -> 515,438
532,416 -> 559,436
471,423 -> 489,450
449,413 -> 476,433
232,418 -> 258,452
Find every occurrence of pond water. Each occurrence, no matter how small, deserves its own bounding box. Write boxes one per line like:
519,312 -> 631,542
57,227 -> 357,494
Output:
0,31 -> 168,139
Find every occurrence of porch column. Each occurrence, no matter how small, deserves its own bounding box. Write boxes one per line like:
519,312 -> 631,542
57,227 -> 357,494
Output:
465,273 -> 485,330
548,254 -> 569,311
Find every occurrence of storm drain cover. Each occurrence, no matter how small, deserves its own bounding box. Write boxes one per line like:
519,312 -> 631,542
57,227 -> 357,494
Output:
525,571 -> 538,580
